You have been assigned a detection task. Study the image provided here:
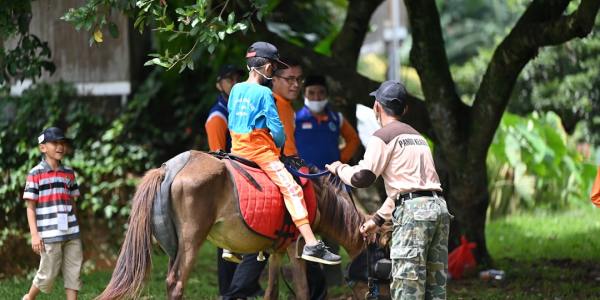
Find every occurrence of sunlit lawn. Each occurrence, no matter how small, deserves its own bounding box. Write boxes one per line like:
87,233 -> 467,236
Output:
2,206 -> 600,299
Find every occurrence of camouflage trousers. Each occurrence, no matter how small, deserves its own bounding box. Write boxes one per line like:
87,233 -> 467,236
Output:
390,195 -> 450,300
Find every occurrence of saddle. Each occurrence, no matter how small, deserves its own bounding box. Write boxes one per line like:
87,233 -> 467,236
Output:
211,151 -> 317,250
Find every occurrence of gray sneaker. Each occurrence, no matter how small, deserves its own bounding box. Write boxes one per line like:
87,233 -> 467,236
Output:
301,241 -> 342,265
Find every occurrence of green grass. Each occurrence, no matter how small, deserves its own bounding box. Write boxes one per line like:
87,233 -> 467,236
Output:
2,207 -> 600,299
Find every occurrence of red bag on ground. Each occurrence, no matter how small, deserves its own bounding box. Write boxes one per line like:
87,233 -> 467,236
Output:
448,235 -> 477,279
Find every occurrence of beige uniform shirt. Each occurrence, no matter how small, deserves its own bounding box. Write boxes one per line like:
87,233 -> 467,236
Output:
336,121 -> 442,221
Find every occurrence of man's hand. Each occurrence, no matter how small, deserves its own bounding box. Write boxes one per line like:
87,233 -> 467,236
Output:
360,219 -> 378,241
325,161 -> 343,175
31,234 -> 44,255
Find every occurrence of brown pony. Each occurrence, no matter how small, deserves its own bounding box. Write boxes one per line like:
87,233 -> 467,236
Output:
96,151 -> 368,300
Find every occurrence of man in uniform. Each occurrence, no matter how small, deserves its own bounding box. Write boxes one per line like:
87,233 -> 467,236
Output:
270,59 -> 331,299
294,75 -> 359,286
326,80 -> 451,299
295,75 -> 359,169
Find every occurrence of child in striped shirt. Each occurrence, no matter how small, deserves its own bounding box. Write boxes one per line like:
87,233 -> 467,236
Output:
22,127 -> 82,300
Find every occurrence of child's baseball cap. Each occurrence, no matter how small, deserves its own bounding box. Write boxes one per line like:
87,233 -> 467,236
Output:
38,127 -> 71,144
246,41 -> 289,69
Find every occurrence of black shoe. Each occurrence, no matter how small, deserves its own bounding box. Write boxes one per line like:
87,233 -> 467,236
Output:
301,241 -> 342,265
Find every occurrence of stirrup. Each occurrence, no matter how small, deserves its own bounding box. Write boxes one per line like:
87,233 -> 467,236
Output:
222,249 -> 242,264
257,251 -> 266,261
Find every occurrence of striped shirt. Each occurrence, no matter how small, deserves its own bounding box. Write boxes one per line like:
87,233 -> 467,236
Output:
23,159 -> 80,243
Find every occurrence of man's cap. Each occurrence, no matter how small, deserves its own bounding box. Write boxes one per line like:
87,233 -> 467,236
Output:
369,80 -> 408,106
245,41 -> 289,69
304,75 -> 327,90
217,64 -> 244,81
38,127 -> 71,144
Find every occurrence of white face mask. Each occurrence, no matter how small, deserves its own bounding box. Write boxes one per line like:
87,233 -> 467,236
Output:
304,97 -> 328,113
247,65 -> 272,80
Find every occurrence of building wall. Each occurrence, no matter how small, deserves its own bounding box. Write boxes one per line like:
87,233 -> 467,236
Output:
15,0 -> 131,96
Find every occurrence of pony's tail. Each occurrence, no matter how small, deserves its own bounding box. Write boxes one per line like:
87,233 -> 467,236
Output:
96,168 -> 165,300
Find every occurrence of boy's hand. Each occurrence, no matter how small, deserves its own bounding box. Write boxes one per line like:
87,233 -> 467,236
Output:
32,234 -> 44,255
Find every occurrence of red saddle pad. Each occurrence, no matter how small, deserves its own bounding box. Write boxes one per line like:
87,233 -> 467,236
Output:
224,160 -> 317,245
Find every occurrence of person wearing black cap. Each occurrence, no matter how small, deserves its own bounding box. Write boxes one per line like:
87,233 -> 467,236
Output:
325,81 -> 450,299
22,127 -> 83,300
228,41 -> 341,266
205,64 -> 244,153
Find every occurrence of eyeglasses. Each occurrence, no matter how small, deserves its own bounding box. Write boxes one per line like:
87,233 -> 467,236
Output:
275,75 -> 305,85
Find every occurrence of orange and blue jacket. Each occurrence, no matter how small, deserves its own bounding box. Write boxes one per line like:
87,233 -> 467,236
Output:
227,82 -> 285,164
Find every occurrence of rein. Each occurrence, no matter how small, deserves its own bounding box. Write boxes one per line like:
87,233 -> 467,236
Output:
285,164 -> 330,178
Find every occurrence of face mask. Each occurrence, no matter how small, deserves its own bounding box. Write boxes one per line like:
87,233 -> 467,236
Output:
304,97 -> 328,113
248,66 -> 272,81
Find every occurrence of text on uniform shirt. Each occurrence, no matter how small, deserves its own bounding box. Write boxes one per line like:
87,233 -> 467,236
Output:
398,138 -> 429,147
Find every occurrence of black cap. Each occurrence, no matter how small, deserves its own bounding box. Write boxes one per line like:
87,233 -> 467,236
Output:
369,80 -> 407,106
217,64 -> 243,81
38,127 -> 71,144
246,41 -> 289,69
304,75 -> 327,90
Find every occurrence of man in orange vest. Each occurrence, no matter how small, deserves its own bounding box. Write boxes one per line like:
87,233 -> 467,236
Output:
270,58 -> 333,298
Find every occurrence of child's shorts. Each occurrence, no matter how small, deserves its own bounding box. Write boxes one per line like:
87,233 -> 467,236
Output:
33,238 -> 83,293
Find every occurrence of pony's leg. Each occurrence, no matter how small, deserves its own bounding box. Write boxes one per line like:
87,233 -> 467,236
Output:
286,245 -> 310,300
166,256 -> 178,295
167,226 -> 210,300
264,253 -> 282,300
166,173 -> 217,300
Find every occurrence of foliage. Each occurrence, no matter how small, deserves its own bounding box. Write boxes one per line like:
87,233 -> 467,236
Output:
0,79 -> 161,229
0,1 -> 54,89
438,0 -> 519,65
510,24 -> 600,142
486,112 -> 597,219
63,0 -> 265,72
442,0 -> 600,142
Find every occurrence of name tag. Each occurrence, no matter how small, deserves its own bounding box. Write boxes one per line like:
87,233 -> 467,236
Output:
301,122 -> 313,129
57,213 -> 69,231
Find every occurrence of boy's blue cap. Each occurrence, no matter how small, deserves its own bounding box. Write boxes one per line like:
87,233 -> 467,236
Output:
38,127 -> 71,144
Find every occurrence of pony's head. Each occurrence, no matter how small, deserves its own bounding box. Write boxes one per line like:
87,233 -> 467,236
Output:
308,166 -> 366,252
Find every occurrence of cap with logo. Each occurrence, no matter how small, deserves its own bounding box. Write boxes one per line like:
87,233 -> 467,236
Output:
245,41 -> 289,69
38,127 -> 71,144
216,64 -> 244,81
369,80 -> 408,106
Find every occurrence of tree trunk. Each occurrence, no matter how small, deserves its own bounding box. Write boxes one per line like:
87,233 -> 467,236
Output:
447,163 -> 491,265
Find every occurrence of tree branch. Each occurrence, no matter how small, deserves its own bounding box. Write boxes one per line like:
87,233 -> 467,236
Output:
330,0 -> 384,70
404,0 -> 468,168
469,0 -> 600,162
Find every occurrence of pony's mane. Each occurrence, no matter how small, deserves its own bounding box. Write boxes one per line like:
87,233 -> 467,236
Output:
309,166 -> 366,247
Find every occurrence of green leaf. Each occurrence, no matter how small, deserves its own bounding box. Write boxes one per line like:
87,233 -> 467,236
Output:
227,12 -> 235,25
108,22 -> 119,38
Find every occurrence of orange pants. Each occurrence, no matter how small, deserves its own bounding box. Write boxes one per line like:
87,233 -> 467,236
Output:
257,159 -> 309,227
